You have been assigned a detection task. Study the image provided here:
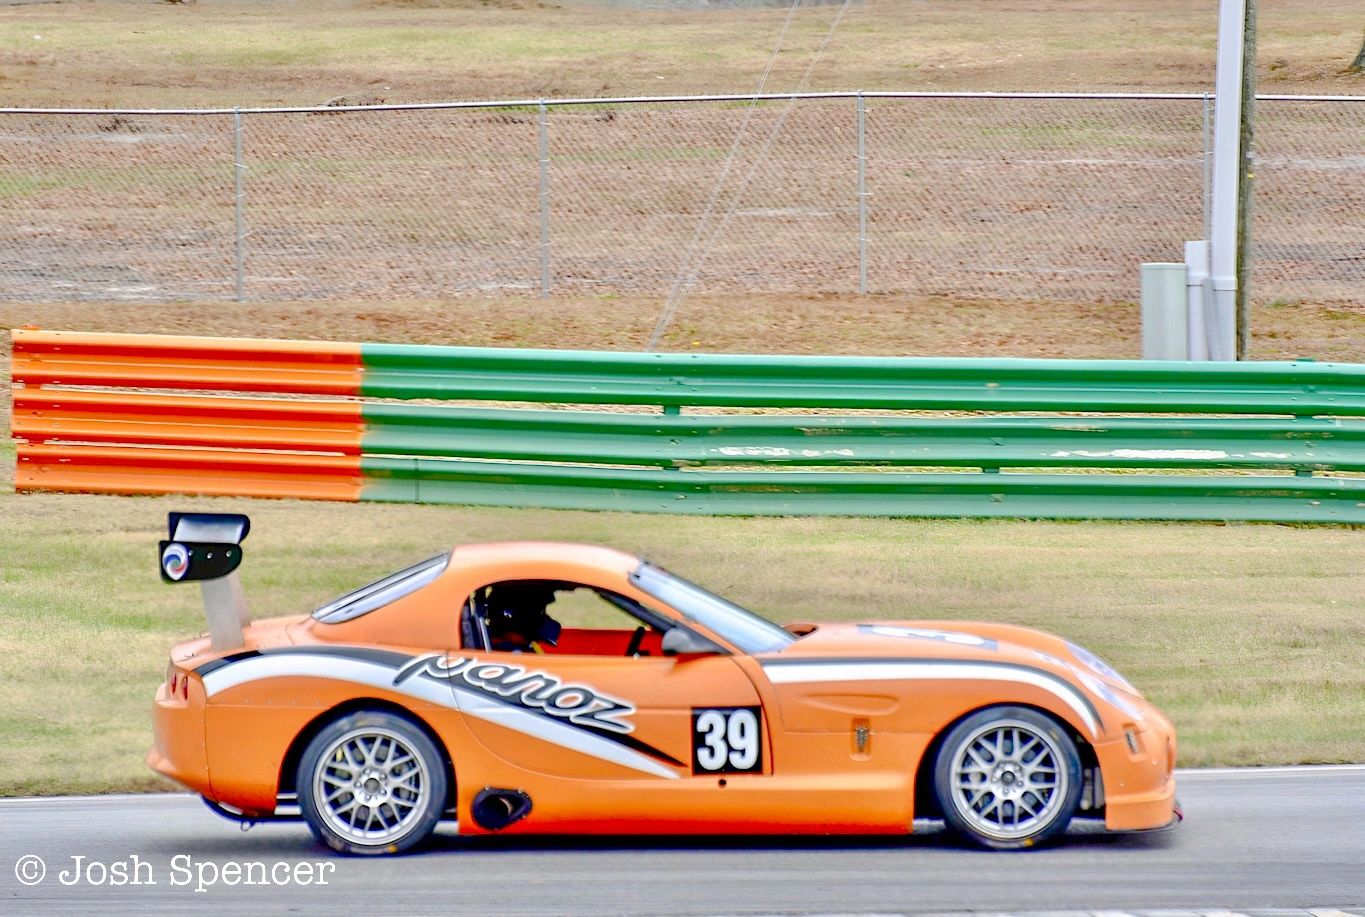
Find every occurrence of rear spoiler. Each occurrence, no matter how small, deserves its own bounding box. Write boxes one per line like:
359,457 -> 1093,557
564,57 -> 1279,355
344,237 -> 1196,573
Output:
159,512 -> 252,652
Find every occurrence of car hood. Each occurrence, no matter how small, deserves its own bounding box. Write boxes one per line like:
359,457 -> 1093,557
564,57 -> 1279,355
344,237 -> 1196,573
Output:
775,619 -> 1141,699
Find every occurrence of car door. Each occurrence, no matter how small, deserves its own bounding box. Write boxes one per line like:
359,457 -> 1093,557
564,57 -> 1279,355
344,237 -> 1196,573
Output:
442,579 -> 767,785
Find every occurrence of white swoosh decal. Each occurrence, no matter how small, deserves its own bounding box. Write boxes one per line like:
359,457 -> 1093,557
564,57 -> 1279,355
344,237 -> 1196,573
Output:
201,655 -> 679,779
762,660 -> 1101,736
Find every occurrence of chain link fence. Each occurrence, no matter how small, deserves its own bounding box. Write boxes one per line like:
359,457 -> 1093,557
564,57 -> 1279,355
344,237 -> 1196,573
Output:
1,92 -> 1360,305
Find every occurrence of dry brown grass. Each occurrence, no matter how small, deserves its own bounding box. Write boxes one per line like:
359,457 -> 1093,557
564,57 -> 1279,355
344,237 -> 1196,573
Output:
4,294 -> 1362,361
0,0 -> 1359,109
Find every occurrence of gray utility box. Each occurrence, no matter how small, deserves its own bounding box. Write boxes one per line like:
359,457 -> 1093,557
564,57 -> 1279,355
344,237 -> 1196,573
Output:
1141,262 -> 1189,360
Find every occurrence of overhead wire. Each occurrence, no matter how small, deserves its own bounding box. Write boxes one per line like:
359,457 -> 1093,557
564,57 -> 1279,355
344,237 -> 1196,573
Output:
646,0 -> 855,351
646,0 -> 803,351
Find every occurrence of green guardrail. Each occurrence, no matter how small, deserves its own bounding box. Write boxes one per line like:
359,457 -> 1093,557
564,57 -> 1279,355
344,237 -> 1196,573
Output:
351,349 -> 1365,524
361,406 -> 1365,473
360,346 -> 1365,414
361,459 -> 1365,524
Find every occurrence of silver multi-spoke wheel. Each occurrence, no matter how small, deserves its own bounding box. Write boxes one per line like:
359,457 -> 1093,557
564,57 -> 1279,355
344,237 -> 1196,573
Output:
298,712 -> 448,855
934,706 -> 1082,849
314,727 -> 429,847
948,719 -> 1066,840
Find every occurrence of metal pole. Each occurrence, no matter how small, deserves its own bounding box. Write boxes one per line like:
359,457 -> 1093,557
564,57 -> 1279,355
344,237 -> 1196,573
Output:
1208,0 -> 1248,361
233,109 -> 245,302
1201,93 -> 1213,243
1194,98 -> 1215,361
1235,0 -> 1258,360
538,100 -> 550,297
856,92 -> 868,294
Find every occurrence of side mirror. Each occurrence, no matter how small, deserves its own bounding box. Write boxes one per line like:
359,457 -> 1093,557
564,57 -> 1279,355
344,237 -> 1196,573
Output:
661,627 -> 725,656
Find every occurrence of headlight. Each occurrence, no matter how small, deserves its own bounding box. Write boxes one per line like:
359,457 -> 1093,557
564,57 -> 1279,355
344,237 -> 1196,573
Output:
1067,641 -> 1137,693
1075,669 -> 1146,721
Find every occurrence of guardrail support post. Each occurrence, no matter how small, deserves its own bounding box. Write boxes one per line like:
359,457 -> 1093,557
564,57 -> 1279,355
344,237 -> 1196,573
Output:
538,100 -> 551,297
856,92 -> 868,294
233,109 -> 246,302
1185,240 -> 1211,360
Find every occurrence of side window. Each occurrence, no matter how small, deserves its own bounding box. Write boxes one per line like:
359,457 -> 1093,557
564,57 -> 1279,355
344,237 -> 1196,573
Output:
460,579 -> 674,657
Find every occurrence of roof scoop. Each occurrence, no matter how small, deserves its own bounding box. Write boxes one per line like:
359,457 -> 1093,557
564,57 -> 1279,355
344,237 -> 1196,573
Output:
158,512 -> 252,652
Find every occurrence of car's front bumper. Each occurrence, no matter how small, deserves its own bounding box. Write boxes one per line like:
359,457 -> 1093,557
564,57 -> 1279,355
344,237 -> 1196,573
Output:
1094,707 -> 1179,832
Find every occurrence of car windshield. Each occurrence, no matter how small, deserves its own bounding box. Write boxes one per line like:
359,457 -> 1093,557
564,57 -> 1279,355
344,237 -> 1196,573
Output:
629,562 -> 795,655
312,553 -> 449,624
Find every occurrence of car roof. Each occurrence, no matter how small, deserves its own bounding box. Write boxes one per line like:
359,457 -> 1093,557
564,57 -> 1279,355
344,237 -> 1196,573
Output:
450,541 -> 642,576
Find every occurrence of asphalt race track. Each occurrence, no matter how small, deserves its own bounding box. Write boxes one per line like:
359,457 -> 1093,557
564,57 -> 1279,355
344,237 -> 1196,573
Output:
2,766 -> 1362,916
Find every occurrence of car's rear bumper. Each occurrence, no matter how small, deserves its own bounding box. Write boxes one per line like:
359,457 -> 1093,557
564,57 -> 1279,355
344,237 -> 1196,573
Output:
148,681 -> 212,797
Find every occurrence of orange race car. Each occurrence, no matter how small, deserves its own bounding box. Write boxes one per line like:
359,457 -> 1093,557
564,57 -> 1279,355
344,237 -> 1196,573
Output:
150,512 -> 1179,855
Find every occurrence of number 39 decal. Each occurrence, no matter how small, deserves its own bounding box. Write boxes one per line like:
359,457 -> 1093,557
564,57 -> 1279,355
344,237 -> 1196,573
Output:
691,707 -> 763,775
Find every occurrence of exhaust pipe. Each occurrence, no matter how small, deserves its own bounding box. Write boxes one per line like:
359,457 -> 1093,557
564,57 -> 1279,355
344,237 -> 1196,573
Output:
471,788 -> 533,830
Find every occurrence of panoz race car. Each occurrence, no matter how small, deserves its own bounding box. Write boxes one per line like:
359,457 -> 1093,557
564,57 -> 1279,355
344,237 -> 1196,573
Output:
150,513 -> 1179,855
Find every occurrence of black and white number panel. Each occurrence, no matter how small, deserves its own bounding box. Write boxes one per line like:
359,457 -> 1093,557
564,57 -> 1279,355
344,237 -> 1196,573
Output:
691,706 -> 764,775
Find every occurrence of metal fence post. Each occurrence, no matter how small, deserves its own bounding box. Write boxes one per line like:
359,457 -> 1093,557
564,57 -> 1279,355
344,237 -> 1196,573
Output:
856,91 -> 868,294
232,109 -> 246,302
1201,92 -> 1213,243
538,100 -> 551,297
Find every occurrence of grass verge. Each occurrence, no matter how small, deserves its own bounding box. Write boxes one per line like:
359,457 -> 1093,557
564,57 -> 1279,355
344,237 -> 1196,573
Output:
1,491 -> 1361,796
1,0 -> 1360,107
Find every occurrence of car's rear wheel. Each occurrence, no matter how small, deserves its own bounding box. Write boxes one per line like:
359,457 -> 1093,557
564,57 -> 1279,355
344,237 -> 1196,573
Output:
933,705 -> 1082,850
297,711 -> 447,856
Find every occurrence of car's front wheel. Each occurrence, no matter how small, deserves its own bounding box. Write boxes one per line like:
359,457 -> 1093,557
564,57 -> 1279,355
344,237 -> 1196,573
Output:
297,710 -> 447,855
933,705 -> 1082,850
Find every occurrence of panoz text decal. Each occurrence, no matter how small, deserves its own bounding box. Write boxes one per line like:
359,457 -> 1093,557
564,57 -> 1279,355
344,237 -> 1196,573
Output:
395,654 -> 637,735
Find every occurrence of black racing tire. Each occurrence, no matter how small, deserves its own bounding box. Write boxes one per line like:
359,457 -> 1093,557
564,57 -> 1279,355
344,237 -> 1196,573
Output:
297,710 -> 448,856
932,705 -> 1083,850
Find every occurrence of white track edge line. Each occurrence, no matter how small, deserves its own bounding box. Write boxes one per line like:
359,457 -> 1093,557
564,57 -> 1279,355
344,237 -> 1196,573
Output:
1173,764 -> 1365,777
